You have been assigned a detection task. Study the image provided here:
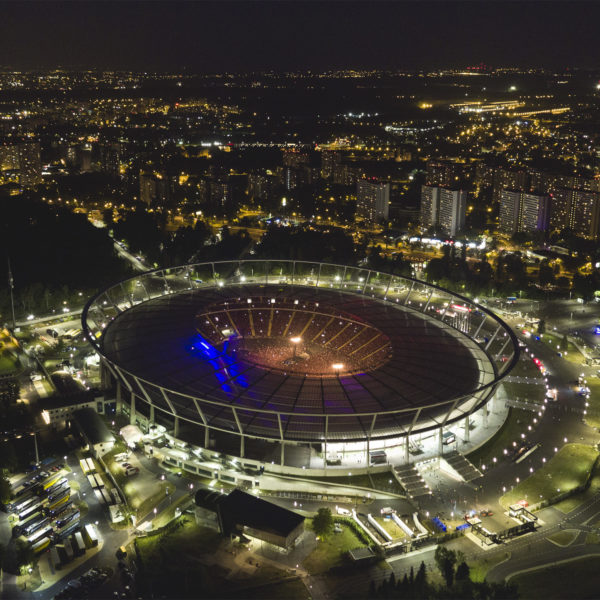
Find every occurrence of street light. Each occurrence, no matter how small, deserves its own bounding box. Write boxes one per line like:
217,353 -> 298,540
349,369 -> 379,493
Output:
332,363 -> 344,372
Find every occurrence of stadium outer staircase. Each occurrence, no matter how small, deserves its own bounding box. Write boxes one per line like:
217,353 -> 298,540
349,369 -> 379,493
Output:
443,451 -> 483,483
393,464 -> 431,499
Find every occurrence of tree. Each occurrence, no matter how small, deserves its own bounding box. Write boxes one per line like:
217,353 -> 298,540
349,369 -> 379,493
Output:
414,561 -> 428,598
538,261 -> 555,286
455,561 -> 470,582
434,545 -> 457,587
15,539 -> 35,571
0,470 -> 12,503
537,319 -> 546,334
312,507 -> 334,537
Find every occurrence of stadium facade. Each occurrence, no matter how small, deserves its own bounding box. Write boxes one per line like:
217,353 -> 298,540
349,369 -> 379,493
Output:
83,260 -> 519,474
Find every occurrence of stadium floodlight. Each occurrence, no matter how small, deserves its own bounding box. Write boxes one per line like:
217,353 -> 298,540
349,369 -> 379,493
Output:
332,363 -> 344,371
290,336 -> 302,358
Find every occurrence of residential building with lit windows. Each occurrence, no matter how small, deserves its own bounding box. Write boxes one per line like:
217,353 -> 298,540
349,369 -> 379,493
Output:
499,190 -> 549,234
17,141 -> 42,186
550,188 -> 600,239
356,179 -> 390,223
438,188 -> 467,237
498,190 -> 521,234
420,185 -> 441,229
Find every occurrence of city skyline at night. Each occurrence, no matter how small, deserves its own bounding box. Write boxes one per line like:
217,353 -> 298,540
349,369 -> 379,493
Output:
2,2 -> 600,599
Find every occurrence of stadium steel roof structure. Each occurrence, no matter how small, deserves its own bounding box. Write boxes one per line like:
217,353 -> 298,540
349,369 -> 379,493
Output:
83,260 -> 519,452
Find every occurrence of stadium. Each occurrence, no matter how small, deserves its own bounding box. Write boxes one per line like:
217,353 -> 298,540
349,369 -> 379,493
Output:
83,260 -> 519,474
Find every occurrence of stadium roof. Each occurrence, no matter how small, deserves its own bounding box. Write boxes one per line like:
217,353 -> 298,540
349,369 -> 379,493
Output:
101,284 -> 486,439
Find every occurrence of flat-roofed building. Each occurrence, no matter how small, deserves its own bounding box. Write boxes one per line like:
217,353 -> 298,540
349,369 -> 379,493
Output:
195,488 -> 305,550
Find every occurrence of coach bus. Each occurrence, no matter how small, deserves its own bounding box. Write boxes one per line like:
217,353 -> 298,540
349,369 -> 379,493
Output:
47,490 -> 70,512
19,501 -> 42,522
11,494 -> 37,515
32,536 -> 51,554
28,524 -> 52,545
23,516 -> 50,538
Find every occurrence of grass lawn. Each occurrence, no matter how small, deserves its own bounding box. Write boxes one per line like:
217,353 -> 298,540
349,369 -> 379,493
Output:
135,519 -> 294,598
510,556 -> 600,599
234,577 -> 308,600
374,516 -> 406,540
135,520 -> 223,597
466,407 -> 532,468
552,460 -> 600,514
584,378 -> 600,428
586,531 -> 600,544
509,354 -> 544,379
469,551 -> 511,583
129,480 -> 175,520
153,494 -> 193,529
0,353 -> 18,373
547,530 -> 578,546
503,381 -> 545,403
302,525 -> 366,574
499,444 -> 598,509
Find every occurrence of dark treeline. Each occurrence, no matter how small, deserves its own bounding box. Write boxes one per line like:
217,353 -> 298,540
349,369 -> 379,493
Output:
367,548 -> 518,600
0,194 -> 132,321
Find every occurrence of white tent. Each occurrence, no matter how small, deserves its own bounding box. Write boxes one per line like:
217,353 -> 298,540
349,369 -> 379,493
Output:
119,424 -> 144,446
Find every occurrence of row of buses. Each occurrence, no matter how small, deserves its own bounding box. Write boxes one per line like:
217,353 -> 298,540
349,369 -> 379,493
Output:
8,463 -> 102,563
8,469 -> 79,555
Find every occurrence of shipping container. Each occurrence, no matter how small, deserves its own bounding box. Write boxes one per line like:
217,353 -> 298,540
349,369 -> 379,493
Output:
72,531 -> 86,557
50,546 -> 62,569
83,523 -> 99,547
59,540 -> 74,562
100,488 -> 112,505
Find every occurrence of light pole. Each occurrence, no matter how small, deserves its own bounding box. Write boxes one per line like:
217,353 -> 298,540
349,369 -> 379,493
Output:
7,257 -> 16,330
30,431 -> 39,465
290,336 -> 302,359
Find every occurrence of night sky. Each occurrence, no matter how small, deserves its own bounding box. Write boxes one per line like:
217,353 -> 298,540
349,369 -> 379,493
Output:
0,1 -> 598,71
